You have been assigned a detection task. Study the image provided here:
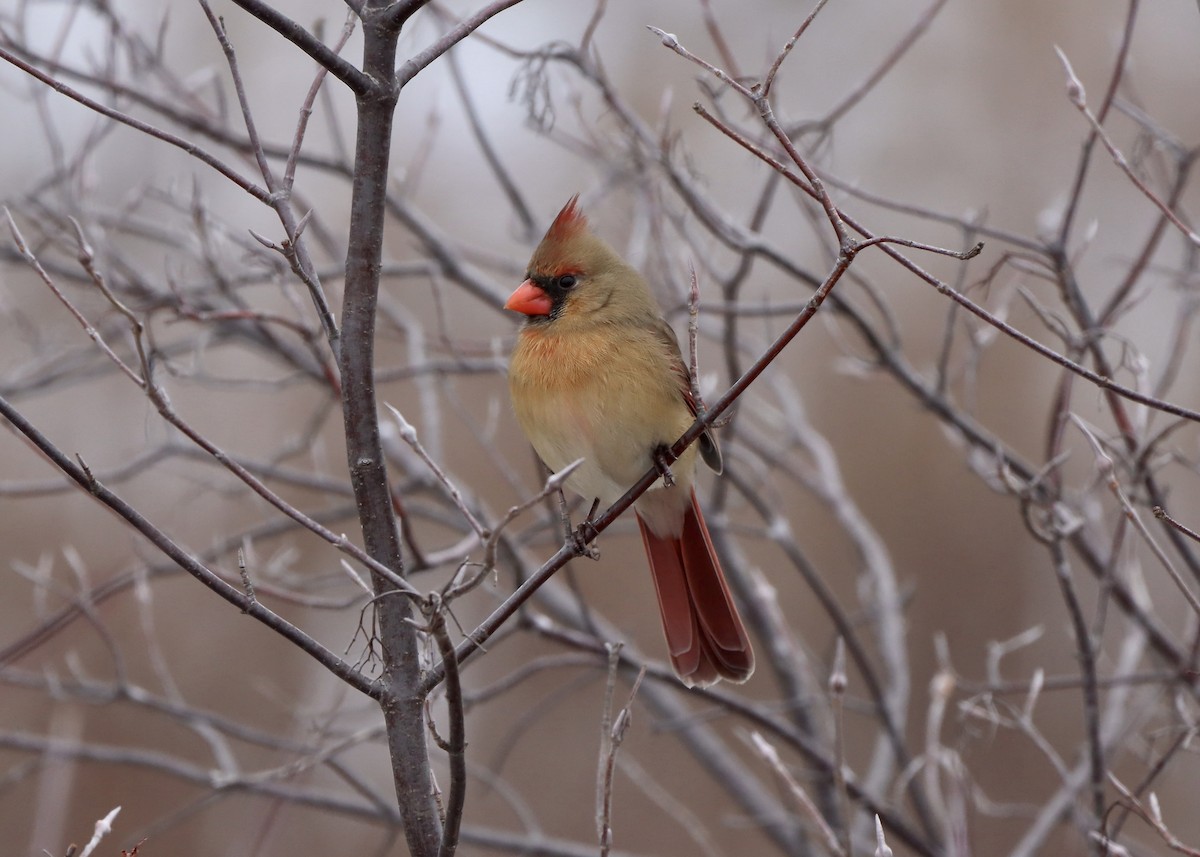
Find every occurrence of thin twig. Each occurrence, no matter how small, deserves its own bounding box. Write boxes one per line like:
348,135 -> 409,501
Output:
1048,537 -> 1107,842
396,0 -> 526,87
0,395 -> 379,699
748,732 -> 844,856
197,0 -> 339,347
4,210 -> 144,387
689,102 -> 1200,426
1154,507 -> 1200,546
0,45 -> 271,202
76,806 -> 121,857
285,11 -> 358,192
597,649 -> 645,857
1072,418 -> 1200,618
1109,775 -> 1200,857
428,603 -> 466,857
385,403 -> 488,540
816,0 -> 949,130
761,0 -> 833,98
828,639 -> 852,856
442,34 -> 535,236
685,264 -> 707,419
1055,46 -> 1200,247
227,0 -> 371,95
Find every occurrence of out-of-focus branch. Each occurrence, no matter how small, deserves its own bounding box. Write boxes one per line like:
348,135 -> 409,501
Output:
0,395 -> 377,699
689,101 -> 1200,426
199,0 -> 340,349
1055,47 -> 1200,248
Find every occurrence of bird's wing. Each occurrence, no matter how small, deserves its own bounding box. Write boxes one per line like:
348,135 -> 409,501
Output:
650,317 -> 723,474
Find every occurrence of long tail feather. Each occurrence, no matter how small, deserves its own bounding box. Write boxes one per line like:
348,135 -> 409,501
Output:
637,489 -> 754,686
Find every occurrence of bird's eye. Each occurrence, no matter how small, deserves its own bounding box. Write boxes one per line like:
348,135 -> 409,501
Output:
556,274 -> 577,290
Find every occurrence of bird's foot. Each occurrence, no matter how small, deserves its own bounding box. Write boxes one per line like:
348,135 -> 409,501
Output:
563,497 -> 601,560
652,445 -> 676,488
571,520 -> 601,561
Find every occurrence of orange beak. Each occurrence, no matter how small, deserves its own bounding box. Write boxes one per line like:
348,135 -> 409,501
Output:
504,279 -> 553,316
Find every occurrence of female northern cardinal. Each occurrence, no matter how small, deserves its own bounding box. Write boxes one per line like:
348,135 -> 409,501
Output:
505,196 -> 754,686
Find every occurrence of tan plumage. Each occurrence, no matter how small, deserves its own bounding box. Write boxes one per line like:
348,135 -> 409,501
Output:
505,196 -> 754,687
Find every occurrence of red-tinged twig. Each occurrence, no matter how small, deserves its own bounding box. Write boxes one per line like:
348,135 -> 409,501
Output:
1154,507 -> 1200,546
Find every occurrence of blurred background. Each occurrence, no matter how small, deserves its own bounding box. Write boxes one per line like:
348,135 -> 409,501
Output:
2,0 -> 1199,855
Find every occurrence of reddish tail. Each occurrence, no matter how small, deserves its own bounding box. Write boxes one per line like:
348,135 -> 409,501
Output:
637,489 -> 755,686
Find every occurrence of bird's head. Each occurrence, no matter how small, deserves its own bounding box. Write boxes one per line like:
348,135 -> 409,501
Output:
505,196 -> 659,328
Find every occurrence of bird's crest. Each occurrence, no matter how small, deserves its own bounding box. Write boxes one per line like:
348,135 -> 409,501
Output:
544,195 -> 587,247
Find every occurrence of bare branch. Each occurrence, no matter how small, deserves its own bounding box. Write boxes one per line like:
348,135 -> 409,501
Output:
397,0 -> 526,87
0,46 -> 271,202
227,0 -> 372,95
0,395 -> 378,698
76,806 -> 121,857
1055,46 -> 1200,247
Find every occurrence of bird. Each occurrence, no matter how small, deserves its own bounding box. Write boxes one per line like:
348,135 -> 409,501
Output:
504,195 -> 754,687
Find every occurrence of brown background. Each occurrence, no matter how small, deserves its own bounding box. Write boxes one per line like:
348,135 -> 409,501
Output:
2,1 -> 1199,855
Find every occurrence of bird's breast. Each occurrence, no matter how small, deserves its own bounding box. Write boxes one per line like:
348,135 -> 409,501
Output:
508,324 -> 696,505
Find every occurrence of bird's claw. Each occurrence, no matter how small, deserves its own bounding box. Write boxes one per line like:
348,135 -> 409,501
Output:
559,496 -> 600,560
652,445 -> 676,488
571,520 -> 601,561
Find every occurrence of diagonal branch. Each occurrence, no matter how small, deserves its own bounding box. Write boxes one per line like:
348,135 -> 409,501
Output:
421,234 -> 855,694
0,395 -> 378,700
228,0 -> 373,96
0,46 -> 270,203
397,0 -> 525,87
689,103 -> 1200,427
